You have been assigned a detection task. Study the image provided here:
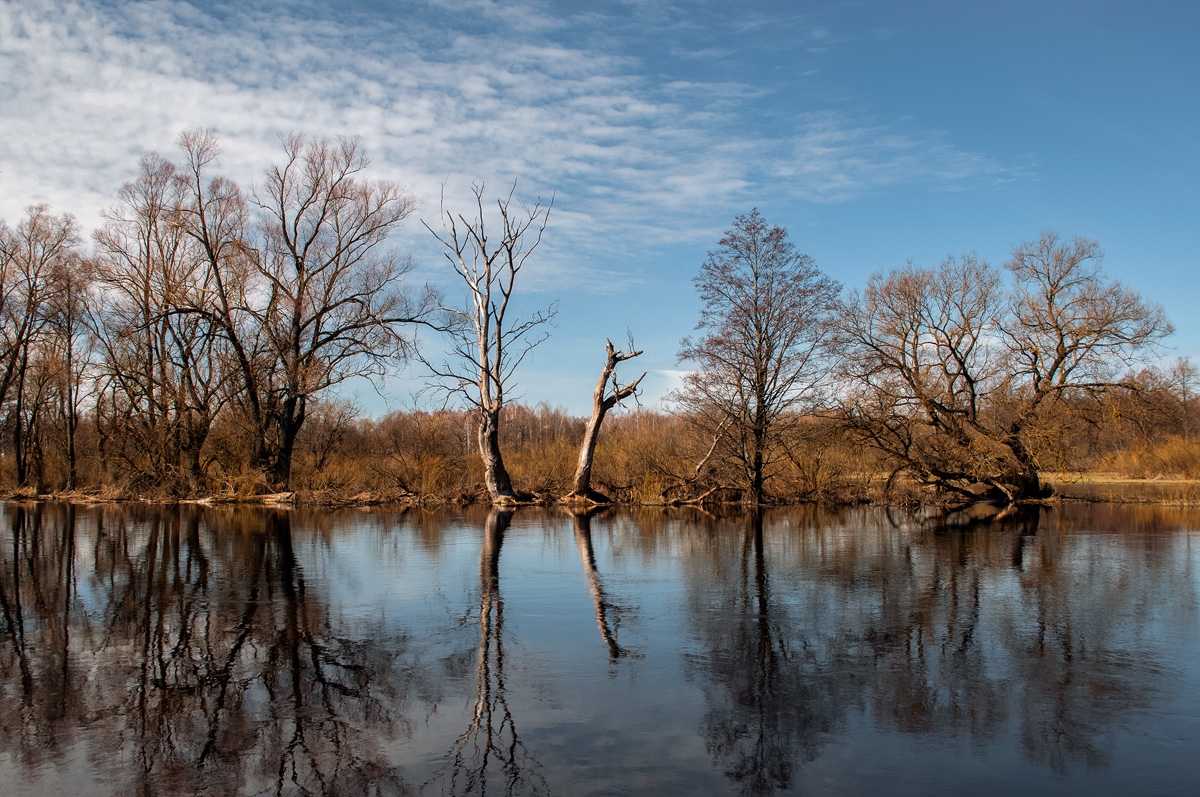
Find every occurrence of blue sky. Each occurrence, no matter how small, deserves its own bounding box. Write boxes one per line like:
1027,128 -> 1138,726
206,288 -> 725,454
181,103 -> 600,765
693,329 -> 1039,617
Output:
1,0 -> 1196,414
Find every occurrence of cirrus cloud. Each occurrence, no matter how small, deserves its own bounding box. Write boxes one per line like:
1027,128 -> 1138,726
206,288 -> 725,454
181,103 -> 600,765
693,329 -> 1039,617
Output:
0,0 -> 1017,293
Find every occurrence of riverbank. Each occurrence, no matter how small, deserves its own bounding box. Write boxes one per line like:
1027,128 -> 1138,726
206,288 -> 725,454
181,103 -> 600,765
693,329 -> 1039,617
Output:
1044,473 -> 1200,506
6,474 -> 1200,509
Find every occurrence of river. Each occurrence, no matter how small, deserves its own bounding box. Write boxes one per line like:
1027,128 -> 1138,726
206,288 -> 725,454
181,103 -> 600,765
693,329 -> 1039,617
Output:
1,501 -> 1198,795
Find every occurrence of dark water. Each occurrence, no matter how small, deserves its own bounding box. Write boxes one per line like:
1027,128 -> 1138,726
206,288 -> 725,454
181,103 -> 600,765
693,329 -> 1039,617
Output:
2,502 -> 1198,796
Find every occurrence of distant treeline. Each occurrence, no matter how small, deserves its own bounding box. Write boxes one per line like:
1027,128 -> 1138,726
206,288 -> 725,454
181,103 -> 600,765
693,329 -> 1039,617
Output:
0,132 -> 1195,504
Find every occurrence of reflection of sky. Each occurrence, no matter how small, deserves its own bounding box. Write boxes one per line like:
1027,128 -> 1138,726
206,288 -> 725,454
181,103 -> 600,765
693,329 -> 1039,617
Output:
278,507 -> 1200,794
292,510 -> 725,791
3,504 -> 1200,795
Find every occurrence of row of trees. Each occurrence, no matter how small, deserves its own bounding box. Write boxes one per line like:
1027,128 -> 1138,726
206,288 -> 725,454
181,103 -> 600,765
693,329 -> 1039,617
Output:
0,131 -> 1184,505
0,131 -> 646,506
0,133 -> 548,498
2,132 -> 435,494
680,211 -> 1176,504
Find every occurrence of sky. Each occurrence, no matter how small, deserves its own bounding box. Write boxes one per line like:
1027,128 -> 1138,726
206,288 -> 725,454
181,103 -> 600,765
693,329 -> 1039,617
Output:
1,0 -> 1197,415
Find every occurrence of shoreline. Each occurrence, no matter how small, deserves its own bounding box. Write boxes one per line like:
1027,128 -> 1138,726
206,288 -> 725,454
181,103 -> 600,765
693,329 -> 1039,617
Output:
5,475 -> 1200,510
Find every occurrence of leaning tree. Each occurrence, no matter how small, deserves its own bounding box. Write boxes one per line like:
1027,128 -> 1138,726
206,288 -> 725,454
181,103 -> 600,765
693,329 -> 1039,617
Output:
565,337 -> 645,504
839,233 -> 1172,501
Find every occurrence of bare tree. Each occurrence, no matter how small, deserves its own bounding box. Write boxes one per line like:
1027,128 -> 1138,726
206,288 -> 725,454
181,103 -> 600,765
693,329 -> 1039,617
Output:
0,205 -> 83,488
840,233 -> 1173,501
424,183 -> 555,504
839,255 -> 1008,498
176,131 -> 435,492
565,338 -> 644,504
90,154 -> 224,493
170,131 -> 261,489
294,398 -> 360,482
675,209 -> 841,505
43,256 -> 92,490
1168,357 -> 1197,440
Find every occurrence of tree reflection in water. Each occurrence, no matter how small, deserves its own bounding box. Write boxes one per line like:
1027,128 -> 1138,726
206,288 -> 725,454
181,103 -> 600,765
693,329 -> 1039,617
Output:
426,509 -> 548,797
1,502 -> 1196,795
688,510 -> 850,795
570,510 -> 637,665
685,504 -> 1193,793
0,503 -> 422,796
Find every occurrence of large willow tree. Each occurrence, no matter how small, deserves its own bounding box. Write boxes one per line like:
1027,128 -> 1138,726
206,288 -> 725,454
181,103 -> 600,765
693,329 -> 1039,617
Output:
839,233 -> 1173,502
89,131 -> 435,494
177,132 -> 438,491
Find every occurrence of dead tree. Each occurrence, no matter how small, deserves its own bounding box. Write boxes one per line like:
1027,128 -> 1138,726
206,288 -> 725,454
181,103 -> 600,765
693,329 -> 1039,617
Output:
424,183 -> 555,505
564,338 -> 644,504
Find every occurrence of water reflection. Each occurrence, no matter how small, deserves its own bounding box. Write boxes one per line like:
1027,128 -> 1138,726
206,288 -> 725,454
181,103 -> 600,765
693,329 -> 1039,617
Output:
683,505 -> 1196,792
0,502 -> 1197,796
427,509 -> 547,796
686,510 -> 852,795
0,503 -> 421,796
570,510 -> 637,664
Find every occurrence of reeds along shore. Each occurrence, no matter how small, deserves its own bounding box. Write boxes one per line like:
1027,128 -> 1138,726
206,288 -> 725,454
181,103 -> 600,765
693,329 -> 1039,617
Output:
4,393 -> 1198,506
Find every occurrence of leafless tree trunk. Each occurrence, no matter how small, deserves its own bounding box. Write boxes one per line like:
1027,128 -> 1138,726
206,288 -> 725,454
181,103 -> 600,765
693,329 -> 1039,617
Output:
565,338 -> 644,503
424,183 -> 555,504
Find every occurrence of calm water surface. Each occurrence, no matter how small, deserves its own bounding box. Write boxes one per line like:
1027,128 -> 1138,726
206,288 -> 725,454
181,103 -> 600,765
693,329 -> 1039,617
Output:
1,502 -> 1198,796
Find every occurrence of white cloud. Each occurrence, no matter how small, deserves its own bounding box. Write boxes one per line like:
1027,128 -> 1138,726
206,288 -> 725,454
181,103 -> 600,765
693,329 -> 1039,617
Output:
0,0 -> 1016,292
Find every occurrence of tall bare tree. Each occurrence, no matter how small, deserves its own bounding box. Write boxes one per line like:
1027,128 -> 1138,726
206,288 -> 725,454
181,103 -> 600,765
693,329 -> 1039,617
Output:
43,255 -> 91,490
675,209 -> 841,505
0,205 -> 83,487
176,131 -> 434,491
425,183 -> 555,504
90,154 -> 223,493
